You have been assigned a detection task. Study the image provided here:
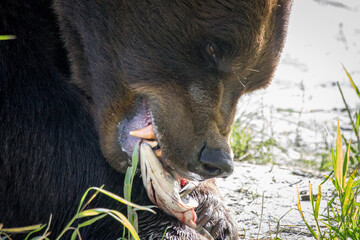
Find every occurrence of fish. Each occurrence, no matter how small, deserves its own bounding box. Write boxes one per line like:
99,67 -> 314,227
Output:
139,142 -> 199,229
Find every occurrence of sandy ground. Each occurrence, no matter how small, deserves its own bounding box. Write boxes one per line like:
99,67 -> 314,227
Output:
217,162 -> 334,240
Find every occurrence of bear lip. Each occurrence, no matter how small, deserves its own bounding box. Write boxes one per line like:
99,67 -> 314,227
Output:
117,97 -> 152,158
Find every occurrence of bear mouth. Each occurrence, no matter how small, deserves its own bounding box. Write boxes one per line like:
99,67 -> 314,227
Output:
117,97 -> 199,229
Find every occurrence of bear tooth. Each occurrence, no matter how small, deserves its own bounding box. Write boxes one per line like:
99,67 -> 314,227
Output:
154,149 -> 162,157
129,124 -> 156,139
143,140 -> 158,148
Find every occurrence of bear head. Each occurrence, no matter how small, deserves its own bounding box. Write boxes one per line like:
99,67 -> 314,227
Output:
55,0 -> 292,182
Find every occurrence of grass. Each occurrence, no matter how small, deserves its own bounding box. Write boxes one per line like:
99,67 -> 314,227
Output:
230,118 -> 253,160
295,68 -> 360,240
230,112 -> 284,164
296,120 -> 360,239
0,35 -> 16,40
123,144 -> 140,240
0,187 -> 155,240
338,65 -> 360,168
0,144 -> 156,240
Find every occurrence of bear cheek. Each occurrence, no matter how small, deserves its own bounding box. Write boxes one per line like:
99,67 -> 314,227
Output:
96,93 -> 138,173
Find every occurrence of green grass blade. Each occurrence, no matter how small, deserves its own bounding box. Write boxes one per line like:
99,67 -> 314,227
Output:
89,188 -> 156,214
331,147 -> 335,170
356,112 -> 360,136
131,144 -> 139,179
323,222 -> 345,239
296,186 -> 305,220
1,225 -> 42,233
107,211 -> 140,240
124,143 -> 141,239
309,181 -> 314,207
343,64 -> 360,98
77,214 -> 107,228
24,224 -> 47,240
343,140 -> 351,182
352,207 -> 359,226
328,177 -> 336,188
308,180 -> 320,236
77,185 -> 104,214
321,171 -> 334,185
296,185 -> 319,239
72,208 -> 140,240
132,210 -> 138,234
305,222 -> 319,239
344,168 -> 357,192
161,226 -> 168,240
124,168 -> 133,201
77,209 -> 103,218
343,168 -> 358,216
337,81 -> 360,143
328,196 -> 336,207
31,237 -> 50,240
309,183 -> 322,239
349,144 -> 357,155
124,144 -> 140,201
70,229 -> 80,240
315,185 -> 321,219
80,185 -> 104,212
0,35 -> 16,40
124,166 -> 135,239
353,179 -> 360,188
335,120 -> 344,190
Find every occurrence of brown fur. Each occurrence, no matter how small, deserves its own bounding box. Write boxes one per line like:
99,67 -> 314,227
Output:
56,2 -> 291,237
55,2 -> 291,236
56,0 -> 292,177
0,1 -> 292,239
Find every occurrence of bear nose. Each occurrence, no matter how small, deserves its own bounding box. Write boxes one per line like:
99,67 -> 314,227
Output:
196,145 -> 234,179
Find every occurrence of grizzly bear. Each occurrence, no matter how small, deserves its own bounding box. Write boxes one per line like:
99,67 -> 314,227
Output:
0,1 -> 291,239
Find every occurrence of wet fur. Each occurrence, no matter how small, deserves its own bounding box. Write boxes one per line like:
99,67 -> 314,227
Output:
0,0 -> 291,239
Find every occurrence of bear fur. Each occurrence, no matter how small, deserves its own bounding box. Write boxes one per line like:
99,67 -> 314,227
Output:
0,1 -> 291,239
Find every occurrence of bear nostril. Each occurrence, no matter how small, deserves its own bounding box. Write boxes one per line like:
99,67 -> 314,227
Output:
202,163 -> 221,175
198,145 -> 234,178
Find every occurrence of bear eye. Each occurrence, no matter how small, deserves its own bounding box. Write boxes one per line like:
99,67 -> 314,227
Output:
205,42 -> 217,64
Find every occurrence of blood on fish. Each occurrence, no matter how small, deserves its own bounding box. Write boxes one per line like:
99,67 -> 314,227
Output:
191,209 -> 196,224
180,179 -> 188,188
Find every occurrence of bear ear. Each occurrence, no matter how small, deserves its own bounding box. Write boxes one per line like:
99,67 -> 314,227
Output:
241,0 -> 293,93
54,2 -> 93,98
